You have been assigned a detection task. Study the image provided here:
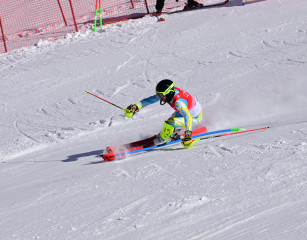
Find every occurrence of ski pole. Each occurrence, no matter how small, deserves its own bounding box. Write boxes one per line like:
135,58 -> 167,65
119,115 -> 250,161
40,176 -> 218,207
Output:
198,126 -> 269,141
86,91 -> 126,111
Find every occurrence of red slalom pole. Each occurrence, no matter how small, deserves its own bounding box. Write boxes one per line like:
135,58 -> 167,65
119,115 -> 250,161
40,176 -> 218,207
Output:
86,91 -> 126,111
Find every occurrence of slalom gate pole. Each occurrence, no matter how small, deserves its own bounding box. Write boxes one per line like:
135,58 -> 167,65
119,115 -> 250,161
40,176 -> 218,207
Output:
99,0 -> 103,28
93,0 -> 98,32
86,91 -> 126,111
93,0 -> 103,32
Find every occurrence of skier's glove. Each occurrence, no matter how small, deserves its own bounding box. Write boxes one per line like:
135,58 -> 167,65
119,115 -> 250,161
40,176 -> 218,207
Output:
182,130 -> 193,147
125,104 -> 139,118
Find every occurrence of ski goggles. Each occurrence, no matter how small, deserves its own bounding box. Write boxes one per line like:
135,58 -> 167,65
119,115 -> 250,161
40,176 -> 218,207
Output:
156,82 -> 175,99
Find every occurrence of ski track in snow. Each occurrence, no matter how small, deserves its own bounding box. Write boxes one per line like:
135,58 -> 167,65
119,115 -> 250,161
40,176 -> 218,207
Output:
1,0 -> 307,239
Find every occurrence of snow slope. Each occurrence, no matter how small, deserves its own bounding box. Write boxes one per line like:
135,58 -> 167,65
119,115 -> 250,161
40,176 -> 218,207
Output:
0,0 -> 307,239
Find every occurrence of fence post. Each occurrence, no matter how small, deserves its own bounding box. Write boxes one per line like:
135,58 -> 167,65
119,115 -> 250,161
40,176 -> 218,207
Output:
68,0 -> 78,32
57,0 -> 68,26
0,17 -> 8,53
144,0 -> 150,14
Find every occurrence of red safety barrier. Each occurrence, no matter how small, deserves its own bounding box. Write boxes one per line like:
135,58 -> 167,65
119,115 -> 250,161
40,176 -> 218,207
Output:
0,0 -> 189,53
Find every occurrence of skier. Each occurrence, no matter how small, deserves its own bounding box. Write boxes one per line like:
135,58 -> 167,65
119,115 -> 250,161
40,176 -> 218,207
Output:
155,0 -> 203,14
124,79 -> 203,148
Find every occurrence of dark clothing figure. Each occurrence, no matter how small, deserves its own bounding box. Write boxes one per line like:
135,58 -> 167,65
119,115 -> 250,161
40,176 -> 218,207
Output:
155,0 -> 165,13
155,0 -> 202,13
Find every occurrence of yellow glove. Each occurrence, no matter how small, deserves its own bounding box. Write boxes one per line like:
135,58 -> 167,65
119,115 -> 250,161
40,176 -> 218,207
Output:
125,104 -> 139,118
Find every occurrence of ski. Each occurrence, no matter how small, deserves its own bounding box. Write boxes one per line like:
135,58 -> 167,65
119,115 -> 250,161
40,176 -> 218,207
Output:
101,126 -> 208,161
101,126 -> 269,161
166,0 -> 229,15
198,126 -> 270,142
111,127 -> 241,160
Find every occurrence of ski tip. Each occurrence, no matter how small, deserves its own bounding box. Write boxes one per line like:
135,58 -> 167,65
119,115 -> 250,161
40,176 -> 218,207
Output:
158,18 -> 165,22
101,147 -> 117,161
101,153 -> 116,161
230,127 -> 269,132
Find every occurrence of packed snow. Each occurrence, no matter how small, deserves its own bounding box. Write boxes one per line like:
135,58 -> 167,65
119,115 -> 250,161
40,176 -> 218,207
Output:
0,0 -> 306,239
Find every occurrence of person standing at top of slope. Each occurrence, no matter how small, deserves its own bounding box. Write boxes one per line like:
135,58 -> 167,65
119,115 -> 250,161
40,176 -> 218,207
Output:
124,79 -> 203,148
155,0 -> 203,14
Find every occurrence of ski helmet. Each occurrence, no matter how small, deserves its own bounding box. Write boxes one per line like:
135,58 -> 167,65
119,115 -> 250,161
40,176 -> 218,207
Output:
156,79 -> 175,105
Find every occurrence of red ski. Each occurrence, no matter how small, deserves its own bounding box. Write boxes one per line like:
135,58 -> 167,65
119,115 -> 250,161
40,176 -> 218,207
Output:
102,126 -> 207,161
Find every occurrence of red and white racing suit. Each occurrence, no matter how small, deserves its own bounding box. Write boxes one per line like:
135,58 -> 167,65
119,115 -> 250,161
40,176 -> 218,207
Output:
136,87 -> 202,131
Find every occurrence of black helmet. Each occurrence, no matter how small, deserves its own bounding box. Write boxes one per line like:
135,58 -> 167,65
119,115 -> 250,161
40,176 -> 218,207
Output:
156,79 -> 175,105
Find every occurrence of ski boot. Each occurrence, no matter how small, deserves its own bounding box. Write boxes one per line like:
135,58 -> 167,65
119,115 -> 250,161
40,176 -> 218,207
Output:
184,0 -> 203,10
170,128 -> 185,140
144,121 -> 174,147
152,9 -> 165,22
